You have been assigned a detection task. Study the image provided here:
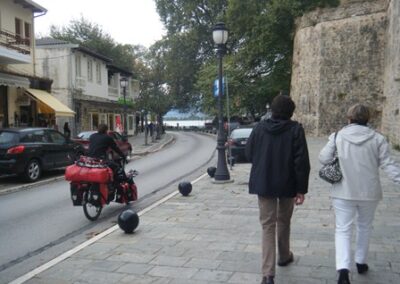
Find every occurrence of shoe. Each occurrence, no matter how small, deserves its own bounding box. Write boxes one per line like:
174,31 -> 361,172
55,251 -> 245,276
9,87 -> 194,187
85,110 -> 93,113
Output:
261,276 -> 274,284
278,252 -> 294,266
356,263 -> 369,274
338,269 -> 351,284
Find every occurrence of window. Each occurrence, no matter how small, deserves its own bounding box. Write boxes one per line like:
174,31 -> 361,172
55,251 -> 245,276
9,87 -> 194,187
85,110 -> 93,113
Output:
15,18 -> 22,39
24,22 -> 31,46
91,113 -> 99,130
87,60 -> 93,81
75,54 -> 81,77
100,113 -> 107,125
96,62 -> 101,84
48,131 -> 65,144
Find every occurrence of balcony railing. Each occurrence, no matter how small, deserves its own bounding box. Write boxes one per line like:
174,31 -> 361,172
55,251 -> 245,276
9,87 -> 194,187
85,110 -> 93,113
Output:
108,86 -> 118,97
0,29 -> 31,55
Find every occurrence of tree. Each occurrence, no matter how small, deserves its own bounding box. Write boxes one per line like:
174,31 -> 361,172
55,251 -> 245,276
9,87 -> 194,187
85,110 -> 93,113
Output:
49,17 -> 138,72
223,0 -> 339,118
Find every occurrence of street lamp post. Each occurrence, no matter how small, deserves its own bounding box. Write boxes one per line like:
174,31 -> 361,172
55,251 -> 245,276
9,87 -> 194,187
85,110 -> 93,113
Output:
212,22 -> 231,182
120,77 -> 128,136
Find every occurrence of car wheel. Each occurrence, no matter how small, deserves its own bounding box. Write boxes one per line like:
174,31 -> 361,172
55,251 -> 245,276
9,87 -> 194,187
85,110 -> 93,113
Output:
23,159 -> 42,182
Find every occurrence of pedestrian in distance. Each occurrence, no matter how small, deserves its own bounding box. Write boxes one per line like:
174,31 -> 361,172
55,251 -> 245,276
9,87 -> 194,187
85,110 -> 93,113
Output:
245,94 -> 311,284
319,103 -> 400,284
63,122 -> 71,139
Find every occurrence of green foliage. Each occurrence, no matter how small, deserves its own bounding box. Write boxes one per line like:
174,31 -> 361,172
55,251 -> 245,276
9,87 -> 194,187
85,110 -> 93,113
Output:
50,17 -> 138,72
155,0 -> 339,118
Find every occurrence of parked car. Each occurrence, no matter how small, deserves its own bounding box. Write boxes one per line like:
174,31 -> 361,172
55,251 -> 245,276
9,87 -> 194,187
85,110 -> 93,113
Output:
72,130 -> 133,161
0,128 -> 85,182
226,127 -> 254,162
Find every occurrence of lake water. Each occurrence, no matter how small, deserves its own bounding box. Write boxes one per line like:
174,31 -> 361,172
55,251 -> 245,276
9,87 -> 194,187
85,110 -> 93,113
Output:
163,120 -> 211,128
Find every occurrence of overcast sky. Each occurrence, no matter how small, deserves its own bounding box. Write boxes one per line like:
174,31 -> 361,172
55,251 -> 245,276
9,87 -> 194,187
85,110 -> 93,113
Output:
34,0 -> 165,47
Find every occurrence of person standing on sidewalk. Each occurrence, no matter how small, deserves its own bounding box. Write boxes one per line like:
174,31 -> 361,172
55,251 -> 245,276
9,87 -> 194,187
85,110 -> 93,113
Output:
319,103 -> 400,284
245,95 -> 310,284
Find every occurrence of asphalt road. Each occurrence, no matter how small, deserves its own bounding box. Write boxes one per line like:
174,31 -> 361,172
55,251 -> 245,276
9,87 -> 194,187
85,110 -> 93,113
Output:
0,132 -> 217,283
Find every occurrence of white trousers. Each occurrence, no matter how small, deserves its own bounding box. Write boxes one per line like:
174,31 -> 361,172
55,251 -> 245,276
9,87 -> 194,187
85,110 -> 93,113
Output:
332,198 -> 379,270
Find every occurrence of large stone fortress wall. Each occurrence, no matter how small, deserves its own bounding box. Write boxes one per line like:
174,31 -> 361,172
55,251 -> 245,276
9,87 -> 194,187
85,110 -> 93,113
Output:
382,0 -> 400,146
291,0 -> 399,146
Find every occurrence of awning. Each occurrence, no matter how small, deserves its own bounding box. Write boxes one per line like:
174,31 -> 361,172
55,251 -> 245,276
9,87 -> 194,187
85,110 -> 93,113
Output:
25,88 -> 75,117
0,73 -> 30,88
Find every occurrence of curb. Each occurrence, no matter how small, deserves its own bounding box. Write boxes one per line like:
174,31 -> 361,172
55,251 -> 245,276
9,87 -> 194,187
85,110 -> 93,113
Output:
0,175 -> 65,196
132,134 -> 175,156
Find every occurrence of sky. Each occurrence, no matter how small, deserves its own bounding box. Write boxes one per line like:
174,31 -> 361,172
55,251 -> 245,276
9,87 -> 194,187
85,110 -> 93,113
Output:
33,0 -> 165,47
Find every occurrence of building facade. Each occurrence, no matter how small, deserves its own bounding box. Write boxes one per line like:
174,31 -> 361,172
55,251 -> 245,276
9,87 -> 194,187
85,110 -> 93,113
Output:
291,0 -> 400,147
0,0 -> 75,129
35,38 -> 140,136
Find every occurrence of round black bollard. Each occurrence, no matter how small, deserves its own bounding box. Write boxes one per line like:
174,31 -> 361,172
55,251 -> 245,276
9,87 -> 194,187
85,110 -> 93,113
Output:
207,166 -> 217,178
178,181 -> 192,196
118,209 -> 139,234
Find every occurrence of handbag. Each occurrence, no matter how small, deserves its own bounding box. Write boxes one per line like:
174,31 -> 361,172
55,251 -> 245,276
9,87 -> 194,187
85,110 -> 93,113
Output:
319,132 -> 343,184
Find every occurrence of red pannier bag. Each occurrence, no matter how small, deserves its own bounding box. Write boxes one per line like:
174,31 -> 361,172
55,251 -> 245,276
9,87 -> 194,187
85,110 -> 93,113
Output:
65,164 -> 113,183
115,183 -> 138,204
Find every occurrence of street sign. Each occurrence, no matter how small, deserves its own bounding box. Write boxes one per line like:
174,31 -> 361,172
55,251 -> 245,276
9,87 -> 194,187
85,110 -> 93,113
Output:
213,78 -> 225,97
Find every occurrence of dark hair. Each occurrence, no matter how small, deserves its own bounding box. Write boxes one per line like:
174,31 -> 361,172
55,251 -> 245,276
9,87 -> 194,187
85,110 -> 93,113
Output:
347,103 -> 370,125
98,124 -> 108,134
271,95 -> 295,120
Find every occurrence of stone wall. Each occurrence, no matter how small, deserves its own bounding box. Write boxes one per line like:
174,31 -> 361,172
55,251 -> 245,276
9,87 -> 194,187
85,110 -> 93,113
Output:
291,0 -> 399,143
382,0 -> 400,146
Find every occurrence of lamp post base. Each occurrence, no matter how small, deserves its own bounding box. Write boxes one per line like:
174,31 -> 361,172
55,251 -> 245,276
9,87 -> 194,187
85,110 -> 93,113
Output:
212,178 -> 234,184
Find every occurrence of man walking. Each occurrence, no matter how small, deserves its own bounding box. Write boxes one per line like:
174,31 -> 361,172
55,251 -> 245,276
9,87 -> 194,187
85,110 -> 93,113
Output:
245,95 -> 310,284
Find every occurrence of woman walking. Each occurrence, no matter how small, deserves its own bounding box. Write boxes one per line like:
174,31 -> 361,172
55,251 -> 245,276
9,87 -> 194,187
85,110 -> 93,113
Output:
319,104 -> 400,284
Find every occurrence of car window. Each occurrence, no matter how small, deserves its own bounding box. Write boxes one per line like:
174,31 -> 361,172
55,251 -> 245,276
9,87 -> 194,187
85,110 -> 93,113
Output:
231,128 -> 253,139
0,131 -> 18,144
48,130 -> 66,144
20,130 -> 47,143
78,132 -> 95,139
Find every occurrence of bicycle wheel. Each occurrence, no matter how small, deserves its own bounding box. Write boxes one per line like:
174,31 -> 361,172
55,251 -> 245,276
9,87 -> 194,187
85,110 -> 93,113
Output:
83,192 -> 102,221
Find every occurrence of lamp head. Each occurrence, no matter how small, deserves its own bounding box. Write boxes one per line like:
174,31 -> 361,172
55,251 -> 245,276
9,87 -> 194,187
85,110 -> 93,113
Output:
120,77 -> 128,88
212,22 -> 229,45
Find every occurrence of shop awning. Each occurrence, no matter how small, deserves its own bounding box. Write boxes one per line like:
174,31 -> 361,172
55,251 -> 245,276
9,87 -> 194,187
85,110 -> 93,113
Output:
0,73 -> 30,88
25,88 -> 75,117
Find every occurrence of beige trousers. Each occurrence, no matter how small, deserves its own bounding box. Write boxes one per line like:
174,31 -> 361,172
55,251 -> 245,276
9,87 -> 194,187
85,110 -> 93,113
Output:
258,196 -> 295,277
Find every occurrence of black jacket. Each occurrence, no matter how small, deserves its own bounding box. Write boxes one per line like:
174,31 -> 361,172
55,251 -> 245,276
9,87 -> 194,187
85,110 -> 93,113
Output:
245,118 -> 310,197
88,132 -> 125,160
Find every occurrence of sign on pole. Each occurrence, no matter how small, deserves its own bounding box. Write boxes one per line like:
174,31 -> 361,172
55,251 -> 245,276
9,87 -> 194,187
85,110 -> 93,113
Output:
213,78 -> 225,97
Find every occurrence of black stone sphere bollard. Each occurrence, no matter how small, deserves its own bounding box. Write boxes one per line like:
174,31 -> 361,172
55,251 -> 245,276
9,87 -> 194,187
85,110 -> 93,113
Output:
118,209 -> 139,234
178,181 -> 192,196
207,166 -> 217,178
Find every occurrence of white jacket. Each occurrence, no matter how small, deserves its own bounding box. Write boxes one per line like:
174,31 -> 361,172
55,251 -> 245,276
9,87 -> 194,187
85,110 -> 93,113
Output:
319,124 -> 400,201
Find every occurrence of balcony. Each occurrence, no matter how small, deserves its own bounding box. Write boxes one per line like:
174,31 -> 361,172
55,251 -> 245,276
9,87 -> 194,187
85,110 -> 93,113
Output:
75,77 -> 86,89
108,85 -> 118,97
0,29 -> 31,64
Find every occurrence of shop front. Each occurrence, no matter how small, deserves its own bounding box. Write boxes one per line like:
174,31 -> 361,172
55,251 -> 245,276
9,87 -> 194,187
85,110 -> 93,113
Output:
24,88 -> 75,129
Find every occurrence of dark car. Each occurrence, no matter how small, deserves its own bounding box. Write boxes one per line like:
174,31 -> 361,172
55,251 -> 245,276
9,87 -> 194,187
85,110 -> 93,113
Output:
72,130 -> 133,161
226,127 -> 253,162
0,128 -> 85,182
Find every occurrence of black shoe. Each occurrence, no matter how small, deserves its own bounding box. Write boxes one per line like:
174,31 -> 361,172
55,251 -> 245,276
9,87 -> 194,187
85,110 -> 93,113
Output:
356,263 -> 369,274
338,269 -> 351,284
261,276 -> 274,284
278,252 -> 294,266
